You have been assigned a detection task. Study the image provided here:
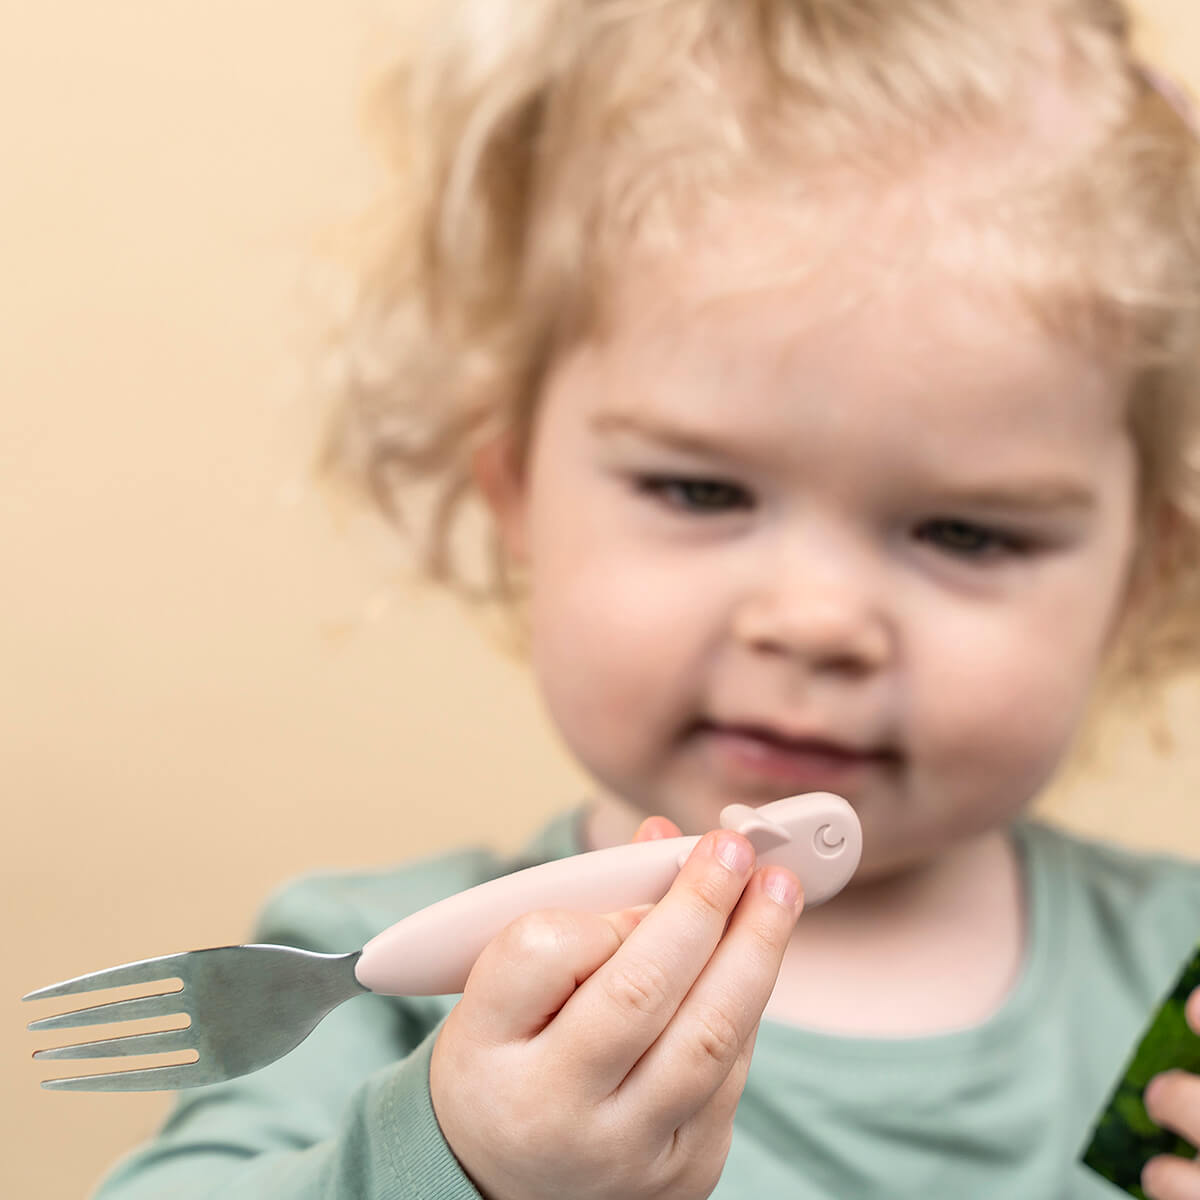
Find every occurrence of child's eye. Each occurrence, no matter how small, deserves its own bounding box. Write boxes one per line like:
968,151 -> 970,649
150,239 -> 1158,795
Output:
634,475 -> 753,514
915,519 -> 1030,559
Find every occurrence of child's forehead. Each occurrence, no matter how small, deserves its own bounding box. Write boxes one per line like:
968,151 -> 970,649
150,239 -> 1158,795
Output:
543,183 -> 1133,470
564,222 -> 1123,431
586,182 -> 1093,368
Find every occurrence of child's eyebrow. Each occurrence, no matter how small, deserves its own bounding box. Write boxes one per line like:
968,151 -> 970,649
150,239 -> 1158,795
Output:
589,411 -> 740,460
926,481 -> 1097,513
589,411 -> 1097,512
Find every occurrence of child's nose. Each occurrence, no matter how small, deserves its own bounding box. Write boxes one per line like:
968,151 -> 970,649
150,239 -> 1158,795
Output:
730,556 -> 891,672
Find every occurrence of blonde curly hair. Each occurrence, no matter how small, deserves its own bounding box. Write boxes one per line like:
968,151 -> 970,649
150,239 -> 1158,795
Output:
319,0 -> 1200,716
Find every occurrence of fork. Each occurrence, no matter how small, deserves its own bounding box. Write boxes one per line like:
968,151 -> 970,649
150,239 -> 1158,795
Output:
24,792 -> 861,1092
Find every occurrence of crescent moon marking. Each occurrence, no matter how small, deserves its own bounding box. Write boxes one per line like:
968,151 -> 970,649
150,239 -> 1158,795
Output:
813,824 -> 846,856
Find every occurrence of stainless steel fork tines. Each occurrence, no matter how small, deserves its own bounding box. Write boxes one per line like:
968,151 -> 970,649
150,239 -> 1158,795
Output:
24,945 -> 367,1092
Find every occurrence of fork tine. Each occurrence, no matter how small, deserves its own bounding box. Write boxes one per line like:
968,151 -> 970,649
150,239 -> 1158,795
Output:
33,1027 -> 194,1061
40,1062 -> 203,1093
22,952 -> 187,1002
27,991 -> 185,1033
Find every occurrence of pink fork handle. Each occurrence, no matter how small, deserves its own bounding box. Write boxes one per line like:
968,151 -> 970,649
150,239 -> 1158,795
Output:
355,792 -> 861,995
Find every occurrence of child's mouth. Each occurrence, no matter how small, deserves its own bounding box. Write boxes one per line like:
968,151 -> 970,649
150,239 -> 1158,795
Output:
696,721 -> 899,791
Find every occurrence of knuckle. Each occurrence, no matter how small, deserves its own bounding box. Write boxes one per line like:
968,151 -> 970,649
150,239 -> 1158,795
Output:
603,956 -> 674,1017
689,999 -> 743,1069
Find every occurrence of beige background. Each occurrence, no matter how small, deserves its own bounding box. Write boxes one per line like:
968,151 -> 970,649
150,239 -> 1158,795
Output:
3,2 -> 1198,1196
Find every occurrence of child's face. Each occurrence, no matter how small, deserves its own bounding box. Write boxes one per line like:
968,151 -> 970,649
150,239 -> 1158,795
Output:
483,206 -> 1139,880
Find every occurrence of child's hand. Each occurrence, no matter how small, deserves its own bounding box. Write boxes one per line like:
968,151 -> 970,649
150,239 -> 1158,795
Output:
428,817 -> 803,1200
1141,988 -> 1200,1200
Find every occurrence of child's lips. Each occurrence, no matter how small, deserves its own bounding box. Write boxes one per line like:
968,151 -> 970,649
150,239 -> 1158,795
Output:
697,721 -> 899,790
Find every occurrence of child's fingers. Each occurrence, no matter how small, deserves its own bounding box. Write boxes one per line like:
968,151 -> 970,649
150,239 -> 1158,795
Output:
443,811 -> 679,1050
1141,1148 -> 1200,1200
1186,986 -> 1200,1035
547,829 -> 758,1095
670,1022 -> 764,1165
456,906 -> 644,1046
616,864 -> 802,1135
1144,1069 -> 1200,1148
633,815 -> 683,841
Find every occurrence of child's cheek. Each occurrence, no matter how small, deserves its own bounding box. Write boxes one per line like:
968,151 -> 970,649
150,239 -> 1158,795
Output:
526,544 -> 703,765
910,613 -> 1098,807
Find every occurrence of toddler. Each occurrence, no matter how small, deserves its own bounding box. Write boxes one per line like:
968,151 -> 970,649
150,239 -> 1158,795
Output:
95,0 -> 1200,1197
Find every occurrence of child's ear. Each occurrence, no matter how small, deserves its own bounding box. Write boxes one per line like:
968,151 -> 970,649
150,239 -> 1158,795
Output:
472,433 -> 530,562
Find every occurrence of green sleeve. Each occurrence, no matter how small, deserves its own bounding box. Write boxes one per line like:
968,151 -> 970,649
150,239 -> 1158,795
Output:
89,874 -> 484,1200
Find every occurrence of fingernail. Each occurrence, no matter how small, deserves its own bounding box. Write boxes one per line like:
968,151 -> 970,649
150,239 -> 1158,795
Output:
715,833 -> 753,874
764,868 -> 800,910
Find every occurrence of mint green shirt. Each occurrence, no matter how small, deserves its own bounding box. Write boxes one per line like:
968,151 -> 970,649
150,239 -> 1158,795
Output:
92,811 -> 1200,1199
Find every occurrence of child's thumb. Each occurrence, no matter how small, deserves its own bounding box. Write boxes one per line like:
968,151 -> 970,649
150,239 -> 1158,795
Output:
455,907 -> 630,1045
454,818 -> 680,1044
